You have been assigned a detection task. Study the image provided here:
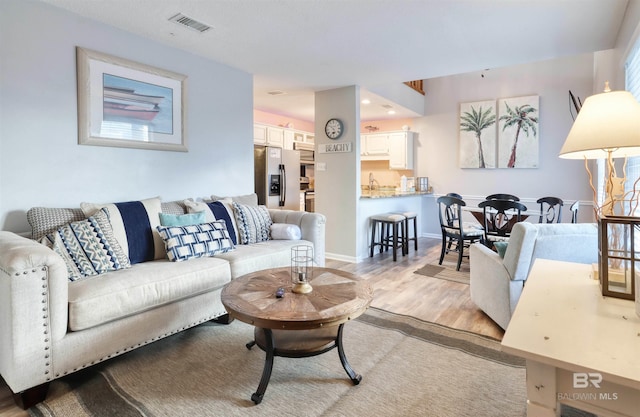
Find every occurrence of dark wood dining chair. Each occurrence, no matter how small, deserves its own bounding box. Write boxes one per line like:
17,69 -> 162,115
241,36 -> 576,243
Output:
437,196 -> 483,270
486,193 -> 520,201
537,196 -> 564,223
444,193 -> 464,252
570,201 -> 580,223
478,199 -> 527,249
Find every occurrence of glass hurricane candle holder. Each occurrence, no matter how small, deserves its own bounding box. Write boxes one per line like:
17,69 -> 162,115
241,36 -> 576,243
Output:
291,245 -> 313,294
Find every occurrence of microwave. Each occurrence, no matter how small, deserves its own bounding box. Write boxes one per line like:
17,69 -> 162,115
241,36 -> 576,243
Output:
294,142 -> 314,164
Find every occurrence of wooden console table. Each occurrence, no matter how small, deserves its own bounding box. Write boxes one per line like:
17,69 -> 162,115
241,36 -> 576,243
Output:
501,259 -> 640,417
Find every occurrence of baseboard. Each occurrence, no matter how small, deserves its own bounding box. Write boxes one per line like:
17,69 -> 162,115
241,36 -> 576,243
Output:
325,252 -> 358,264
422,232 -> 441,239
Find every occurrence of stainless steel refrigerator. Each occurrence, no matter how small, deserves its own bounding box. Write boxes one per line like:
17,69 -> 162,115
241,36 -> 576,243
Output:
254,146 -> 300,210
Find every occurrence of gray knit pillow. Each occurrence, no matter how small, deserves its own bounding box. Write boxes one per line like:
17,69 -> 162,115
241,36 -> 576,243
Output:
27,207 -> 85,241
161,200 -> 189,216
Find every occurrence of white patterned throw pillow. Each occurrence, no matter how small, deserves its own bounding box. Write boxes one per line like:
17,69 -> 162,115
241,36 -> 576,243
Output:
41,208 -> 131,281
156,221 -> 235,262
81,197 -> 164,264
183,199 -> 239,245
232,202 -> 272,244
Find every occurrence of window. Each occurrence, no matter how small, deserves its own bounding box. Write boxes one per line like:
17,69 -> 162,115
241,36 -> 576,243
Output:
624,37 -> 640,204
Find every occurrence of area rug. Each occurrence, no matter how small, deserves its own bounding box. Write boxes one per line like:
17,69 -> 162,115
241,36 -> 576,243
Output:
414,252 -> 471,284
29,308 -> 527,417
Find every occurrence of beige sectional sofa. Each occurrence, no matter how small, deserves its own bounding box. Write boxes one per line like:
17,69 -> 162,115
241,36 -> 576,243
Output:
0,196 -> 325,408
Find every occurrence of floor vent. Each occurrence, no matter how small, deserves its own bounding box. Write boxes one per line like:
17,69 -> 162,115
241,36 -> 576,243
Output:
168,13 -> 211,33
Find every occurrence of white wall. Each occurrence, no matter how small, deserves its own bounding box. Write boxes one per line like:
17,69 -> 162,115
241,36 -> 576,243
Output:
0,0 -> 254,233
414,53 -> 597,235
315,86 -> 361,261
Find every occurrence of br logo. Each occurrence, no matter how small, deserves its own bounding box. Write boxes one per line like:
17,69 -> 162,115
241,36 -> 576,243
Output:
573,372 -> 602,389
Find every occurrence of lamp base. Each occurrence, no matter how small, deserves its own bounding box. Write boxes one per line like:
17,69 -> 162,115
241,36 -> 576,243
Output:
292,282 -> 313,294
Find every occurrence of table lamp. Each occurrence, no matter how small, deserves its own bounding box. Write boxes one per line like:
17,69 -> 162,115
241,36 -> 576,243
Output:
559,84 -> 640,217
559,84 -> 640,310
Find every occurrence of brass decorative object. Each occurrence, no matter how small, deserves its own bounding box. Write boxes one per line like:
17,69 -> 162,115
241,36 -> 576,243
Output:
291,245 -> 313,294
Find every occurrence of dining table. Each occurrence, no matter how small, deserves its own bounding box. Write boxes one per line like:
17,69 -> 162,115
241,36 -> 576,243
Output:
462,205 -> 543,233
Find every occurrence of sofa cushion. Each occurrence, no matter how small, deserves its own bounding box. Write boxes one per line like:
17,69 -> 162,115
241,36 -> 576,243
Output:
211,193 -> 258,206
494,241 -> 508,258
157,221 -> 235,262
68,257 -> 231,331
270,223 -> 302,240
27,207 -> 86,241
81,197 -> 164,264
41,208 -> 131,281
215,239 -> 314,278
160,200 -> 190,216
159,211 -> 206,227
184,199 -> 239,244
233,202 -> 272,244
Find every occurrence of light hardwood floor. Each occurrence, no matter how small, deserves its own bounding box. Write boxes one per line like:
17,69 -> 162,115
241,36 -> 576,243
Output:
0,237 -> 502,416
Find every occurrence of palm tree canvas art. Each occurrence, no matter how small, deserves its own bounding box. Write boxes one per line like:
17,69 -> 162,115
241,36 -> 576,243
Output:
498,95 -> 539,168
459,100 -> 497,168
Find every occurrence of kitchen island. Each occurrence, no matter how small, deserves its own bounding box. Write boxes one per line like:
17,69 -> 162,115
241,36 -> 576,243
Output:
358,190 -> 430,260
360,190 -> 431,199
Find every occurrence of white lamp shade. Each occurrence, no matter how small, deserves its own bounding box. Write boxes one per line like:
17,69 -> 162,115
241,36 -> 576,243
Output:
559,90 -> 640,159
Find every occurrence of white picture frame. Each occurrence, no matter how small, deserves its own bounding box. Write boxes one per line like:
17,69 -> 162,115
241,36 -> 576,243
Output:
76,47 -> 187,152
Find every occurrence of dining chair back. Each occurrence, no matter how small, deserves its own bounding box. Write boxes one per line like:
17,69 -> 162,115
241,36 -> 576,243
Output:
478,199 -> 527,248
486,193 -> 520,201
537,196 -> 564,223
570,201 -> 580,223
444,193 -> 463,228
436,196 -> 483,270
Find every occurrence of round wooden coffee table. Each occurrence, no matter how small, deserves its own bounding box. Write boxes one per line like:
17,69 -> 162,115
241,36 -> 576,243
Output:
221,267 -> 373,404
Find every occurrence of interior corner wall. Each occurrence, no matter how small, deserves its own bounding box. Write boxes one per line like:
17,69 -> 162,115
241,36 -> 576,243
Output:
314,86 -> 360,261
0,0 -> 254,233
414,53 -> 597,236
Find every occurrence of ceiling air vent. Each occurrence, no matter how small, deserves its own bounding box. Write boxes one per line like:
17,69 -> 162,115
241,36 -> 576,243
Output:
168,13 -> 212,33
267,90 -> 286,96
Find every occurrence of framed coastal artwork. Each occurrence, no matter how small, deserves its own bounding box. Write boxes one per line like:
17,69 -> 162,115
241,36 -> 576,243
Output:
497,95 -> 539,168
459,100 -> 497,168
76,47 -> 187,152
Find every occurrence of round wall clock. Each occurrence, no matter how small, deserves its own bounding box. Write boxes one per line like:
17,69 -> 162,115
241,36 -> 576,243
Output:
325,118 -> 344,140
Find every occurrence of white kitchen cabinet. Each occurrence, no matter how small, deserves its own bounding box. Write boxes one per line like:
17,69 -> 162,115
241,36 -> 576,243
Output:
360,133 -> 390,160
365,134 -> 389,155
284,130 -> 295,150
388,132 -> 415,170
293,131 -> 305,143
266,127 -> 285,147
255,123 -> 315,148
253,124 -> 267,145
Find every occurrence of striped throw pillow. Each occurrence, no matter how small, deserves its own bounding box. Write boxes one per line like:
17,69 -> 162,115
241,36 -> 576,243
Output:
232,202 -> 272,244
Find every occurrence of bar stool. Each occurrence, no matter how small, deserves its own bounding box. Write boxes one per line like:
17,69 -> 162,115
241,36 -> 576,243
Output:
393,211 -> 418,254
369,213 -> 406,261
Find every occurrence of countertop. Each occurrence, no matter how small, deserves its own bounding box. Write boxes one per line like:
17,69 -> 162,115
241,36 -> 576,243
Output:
360,190 -> 431,199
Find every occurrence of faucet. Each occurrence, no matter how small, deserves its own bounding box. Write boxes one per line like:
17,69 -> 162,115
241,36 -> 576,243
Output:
368,172 -> 379,191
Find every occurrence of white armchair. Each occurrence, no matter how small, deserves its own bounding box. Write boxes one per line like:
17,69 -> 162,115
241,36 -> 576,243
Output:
470,222 -> 598,329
